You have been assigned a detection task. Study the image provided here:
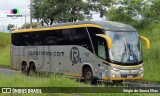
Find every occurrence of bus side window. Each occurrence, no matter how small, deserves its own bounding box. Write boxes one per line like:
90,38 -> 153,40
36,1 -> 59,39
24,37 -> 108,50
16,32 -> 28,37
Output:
97,37 -> 110,61
45,30 -> 59,45
70,28 -> 93,52
98,40 -> 106,60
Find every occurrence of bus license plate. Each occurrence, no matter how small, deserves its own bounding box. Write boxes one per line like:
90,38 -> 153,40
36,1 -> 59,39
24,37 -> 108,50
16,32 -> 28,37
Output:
127,75 -> 133,78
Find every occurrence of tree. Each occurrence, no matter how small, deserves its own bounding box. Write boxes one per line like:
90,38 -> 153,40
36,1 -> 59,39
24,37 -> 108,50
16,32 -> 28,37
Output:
107,0 -> 160,28
7,24 -> 15,31
21,22 -> 38,29
32,0 -> 116,25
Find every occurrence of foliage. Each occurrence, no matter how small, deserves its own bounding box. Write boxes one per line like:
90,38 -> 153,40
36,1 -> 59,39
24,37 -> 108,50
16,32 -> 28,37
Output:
7,24 -> 15,31
0,33 -> 11,66
107,0 -> 160,28
21,22 -> 38,29
32,0 -> 116,25
0,33 -> 10,48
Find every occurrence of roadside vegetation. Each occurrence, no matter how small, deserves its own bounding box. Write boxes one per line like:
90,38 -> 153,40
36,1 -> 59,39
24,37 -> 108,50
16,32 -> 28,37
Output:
0,33 -> 10,66
0,74 -> 160,96
138,24 -> 160,82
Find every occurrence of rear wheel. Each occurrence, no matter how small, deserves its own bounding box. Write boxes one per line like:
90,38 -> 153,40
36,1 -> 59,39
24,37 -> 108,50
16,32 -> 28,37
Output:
84,67 -> 97,84
21,62 -> 28,75
27,62 -> 37,76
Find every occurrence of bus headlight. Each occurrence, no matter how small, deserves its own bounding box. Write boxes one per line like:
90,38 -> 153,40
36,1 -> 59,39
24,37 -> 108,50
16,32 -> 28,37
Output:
112,68 -> 119,71
141,74 -> 144,77
139,67 -> 143,71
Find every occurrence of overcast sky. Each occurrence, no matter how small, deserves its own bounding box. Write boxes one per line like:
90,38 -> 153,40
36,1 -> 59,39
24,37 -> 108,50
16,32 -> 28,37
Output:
0,0 -> 30,32
0,0 -> 104,32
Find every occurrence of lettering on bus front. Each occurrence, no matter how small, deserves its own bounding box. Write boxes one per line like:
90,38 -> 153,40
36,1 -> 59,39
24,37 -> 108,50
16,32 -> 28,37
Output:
28,51 -> 64,56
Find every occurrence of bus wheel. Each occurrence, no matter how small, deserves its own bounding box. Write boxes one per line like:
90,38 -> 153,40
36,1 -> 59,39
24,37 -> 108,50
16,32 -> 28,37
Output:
84,67 -> 97,84
113,80 -> 123,85
21,62 -> 28,75
27,62 -> 37,76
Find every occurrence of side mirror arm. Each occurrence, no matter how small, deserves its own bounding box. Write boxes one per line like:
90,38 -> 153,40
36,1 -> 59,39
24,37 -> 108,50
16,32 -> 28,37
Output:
140,36 -> 150,49
96,34 -> 112,48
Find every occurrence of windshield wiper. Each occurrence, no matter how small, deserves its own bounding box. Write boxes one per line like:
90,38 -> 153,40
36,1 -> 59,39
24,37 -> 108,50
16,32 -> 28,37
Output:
120,42 -> 127,63
127,44 -> 138,62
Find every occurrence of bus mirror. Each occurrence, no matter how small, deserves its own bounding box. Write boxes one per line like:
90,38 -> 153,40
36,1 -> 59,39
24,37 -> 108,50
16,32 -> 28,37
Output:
96,34 -> 112,48
140,36 -> 150,49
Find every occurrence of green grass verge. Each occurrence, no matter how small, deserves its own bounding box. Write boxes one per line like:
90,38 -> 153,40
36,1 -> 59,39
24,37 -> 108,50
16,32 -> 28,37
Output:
0,33 -> 11,67
0,74 -> 160,96
0,32 -> 11,47
0,45 -> 10,67
138,24 -> 160,82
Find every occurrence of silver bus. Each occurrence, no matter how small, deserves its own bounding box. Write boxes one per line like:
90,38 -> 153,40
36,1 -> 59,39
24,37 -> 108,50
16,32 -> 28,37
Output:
11,21 -> 150,84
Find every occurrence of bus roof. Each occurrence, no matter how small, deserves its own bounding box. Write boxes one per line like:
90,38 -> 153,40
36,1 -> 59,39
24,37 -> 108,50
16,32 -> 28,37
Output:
12,20 -> 137,33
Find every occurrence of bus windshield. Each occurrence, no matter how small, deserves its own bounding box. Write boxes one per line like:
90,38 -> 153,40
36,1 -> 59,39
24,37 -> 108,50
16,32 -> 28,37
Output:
105,31 -> 142,65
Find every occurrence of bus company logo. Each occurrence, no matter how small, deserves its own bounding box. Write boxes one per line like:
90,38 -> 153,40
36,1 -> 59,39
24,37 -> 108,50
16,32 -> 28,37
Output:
10,8 -> 20,14
70,46 -> 80,64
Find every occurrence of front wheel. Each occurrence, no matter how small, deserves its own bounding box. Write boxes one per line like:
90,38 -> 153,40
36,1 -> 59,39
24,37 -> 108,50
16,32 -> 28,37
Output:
112,80 -> 123,85
84,67 -> 97,84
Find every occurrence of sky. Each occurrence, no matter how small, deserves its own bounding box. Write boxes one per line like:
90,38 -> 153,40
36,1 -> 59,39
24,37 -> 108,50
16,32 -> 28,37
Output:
0,0 -> 30,32
0,0 -> 104,32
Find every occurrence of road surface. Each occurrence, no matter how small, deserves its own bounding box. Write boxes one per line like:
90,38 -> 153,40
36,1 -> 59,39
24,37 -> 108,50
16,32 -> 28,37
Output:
0,67 -> 17,77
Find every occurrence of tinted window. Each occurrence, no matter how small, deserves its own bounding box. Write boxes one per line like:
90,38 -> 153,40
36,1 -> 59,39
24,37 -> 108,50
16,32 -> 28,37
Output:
87,27 -> 104,55
12,28 -> 93,52
70,28 -> 93,52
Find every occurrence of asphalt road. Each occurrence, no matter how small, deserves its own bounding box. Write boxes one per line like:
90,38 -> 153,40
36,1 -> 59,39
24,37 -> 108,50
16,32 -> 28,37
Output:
0,67 -> 17,77
0,67 -> 160,87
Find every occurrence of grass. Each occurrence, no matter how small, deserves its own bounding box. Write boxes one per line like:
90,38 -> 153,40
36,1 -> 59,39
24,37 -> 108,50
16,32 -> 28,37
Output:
0,33 -> 11,67
138,24 -> 160,82
0,74 -> 89,96
0,74 -> 160,96
0,32 -> 11,47
0,45 -> 10,67
0,74 -> 90,87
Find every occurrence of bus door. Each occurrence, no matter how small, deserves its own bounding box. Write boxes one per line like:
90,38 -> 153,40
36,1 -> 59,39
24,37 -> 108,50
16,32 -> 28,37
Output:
96,34 -> 112,79
97,37 -> 108,79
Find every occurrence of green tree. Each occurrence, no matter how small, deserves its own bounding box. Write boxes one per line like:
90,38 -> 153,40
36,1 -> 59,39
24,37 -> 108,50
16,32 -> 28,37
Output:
21,22 -> 38,29
107,0 -> 160,28
32,0 -> 116,25
7,24 -> 15,31
150,0 -> 160,23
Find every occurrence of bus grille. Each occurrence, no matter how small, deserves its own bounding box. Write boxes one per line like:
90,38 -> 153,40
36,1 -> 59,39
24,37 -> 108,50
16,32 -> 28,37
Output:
121,74 -> 138,78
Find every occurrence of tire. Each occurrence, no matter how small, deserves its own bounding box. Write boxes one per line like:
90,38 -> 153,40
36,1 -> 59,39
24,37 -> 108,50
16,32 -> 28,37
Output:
21,65 -> 28,74
84,67 -> 97,84
27,63 -> 37,76
112,80 -> 123,85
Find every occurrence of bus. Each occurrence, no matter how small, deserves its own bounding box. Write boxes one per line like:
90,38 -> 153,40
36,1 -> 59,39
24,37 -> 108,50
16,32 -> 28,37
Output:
11,20 -> 150,84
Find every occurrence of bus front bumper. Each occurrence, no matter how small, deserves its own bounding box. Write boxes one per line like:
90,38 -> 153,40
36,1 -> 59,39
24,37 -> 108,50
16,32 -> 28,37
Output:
101,76 -> 142,81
